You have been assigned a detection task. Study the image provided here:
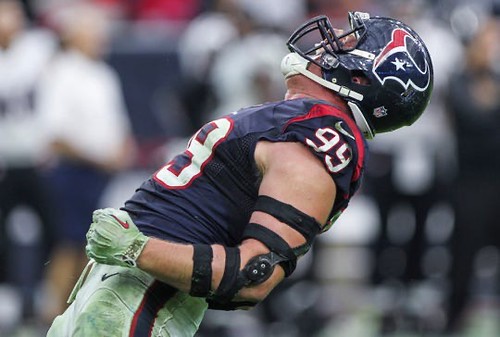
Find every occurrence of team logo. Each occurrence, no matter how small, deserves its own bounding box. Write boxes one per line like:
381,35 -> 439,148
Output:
372,28 -> 431,92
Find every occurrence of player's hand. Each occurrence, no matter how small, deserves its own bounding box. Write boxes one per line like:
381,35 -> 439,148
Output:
85,208 -> 149,268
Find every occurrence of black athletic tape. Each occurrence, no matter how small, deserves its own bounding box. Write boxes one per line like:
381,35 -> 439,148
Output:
206,298 -> 258,311
242,223 -> 292,255
242,223 -> 297,276
253,195 -> 322,242
190,244 -> 213,297
211,247 -> 243,302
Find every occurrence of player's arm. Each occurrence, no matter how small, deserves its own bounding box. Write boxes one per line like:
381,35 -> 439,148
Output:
228,140 -> 336,303
86,141 -> 335,306
139,141 -> 335,306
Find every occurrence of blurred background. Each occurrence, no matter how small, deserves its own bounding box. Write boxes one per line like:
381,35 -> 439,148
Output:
0,0 -> 499,336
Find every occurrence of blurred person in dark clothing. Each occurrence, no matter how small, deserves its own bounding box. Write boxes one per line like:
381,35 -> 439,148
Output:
362,1 -> 462,332
0,0 -> 57,325
446,13 -> 500,332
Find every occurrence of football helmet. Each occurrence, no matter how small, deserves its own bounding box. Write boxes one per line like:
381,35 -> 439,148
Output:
281,12 -> 433,138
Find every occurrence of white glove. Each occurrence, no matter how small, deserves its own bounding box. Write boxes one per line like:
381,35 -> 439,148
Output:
85,208 -> 149,268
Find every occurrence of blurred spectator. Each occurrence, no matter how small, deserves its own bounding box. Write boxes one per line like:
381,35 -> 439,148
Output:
176,0 -> 240,133
206,1 -> 290,120
0,0 -> 57,329
177,0 -> 295,129
446,11 -> 500,333
362,0 -> 463,333
234,0 -> 306,32
37,2 -> 136,323
208,31 -> 288,119
307,0 -> 379,22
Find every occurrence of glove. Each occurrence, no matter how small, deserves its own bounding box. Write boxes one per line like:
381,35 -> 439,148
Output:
85,208 -> 149,268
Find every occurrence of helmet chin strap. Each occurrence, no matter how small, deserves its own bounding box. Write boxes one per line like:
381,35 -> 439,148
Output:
347,102 -> 374,139
281,53 -> 363,101
281,53 -> 375,139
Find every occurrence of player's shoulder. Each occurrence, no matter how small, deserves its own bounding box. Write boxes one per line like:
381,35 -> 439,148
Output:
272,98 -> 350,123
282,99 -> 361,136
230,98 -> 365,146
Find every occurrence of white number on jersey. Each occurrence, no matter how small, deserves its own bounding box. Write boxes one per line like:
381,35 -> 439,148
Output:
305,127 -> 352,173
154,118 -> 233,188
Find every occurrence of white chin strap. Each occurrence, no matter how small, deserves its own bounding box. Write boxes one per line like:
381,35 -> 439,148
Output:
281,53 -> 374,139
347,102 -> 374,139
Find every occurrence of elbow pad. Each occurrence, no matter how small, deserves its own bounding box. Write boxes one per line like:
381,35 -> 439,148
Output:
191,244 -> 285,304
189,196 -> 323,302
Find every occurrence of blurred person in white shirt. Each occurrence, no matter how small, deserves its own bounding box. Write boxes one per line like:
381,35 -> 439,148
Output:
37,2 -> 136,323
0,0 -> 57,326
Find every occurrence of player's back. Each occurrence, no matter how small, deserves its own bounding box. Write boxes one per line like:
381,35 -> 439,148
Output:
124,98 -> 367,245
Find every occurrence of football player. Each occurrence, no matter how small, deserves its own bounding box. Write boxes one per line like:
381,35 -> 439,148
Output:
47,12 -> 433,337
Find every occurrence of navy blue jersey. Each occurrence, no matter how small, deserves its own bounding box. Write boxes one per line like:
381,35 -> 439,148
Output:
123,98 -> 367,246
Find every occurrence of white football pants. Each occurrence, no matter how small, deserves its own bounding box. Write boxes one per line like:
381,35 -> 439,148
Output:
46,262 -> 207,337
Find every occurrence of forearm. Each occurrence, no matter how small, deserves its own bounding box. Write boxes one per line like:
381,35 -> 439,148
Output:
136,238 -> 196,293
136,237 -> 282,302
136,239 -> 236,295
86,207 -> 285,303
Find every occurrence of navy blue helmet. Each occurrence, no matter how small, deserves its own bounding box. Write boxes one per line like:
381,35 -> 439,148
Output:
283,12 -> 433,138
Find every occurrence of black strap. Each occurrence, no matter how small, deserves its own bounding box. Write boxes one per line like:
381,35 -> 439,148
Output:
242,223 -> 292,254
190,244 -> 213,297
242,223 -> 298,276
207,299 -> 258,311
253,195 -> 322,242
211,247 -> 243,302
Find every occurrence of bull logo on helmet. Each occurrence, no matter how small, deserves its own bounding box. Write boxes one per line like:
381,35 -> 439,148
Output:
372,28 -> 431,92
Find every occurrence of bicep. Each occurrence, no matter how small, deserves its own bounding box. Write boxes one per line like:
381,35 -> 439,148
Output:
237,141 -> 336,301
257,141 -> 336,223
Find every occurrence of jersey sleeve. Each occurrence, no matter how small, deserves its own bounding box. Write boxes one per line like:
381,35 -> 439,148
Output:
260,103 -> 367,226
